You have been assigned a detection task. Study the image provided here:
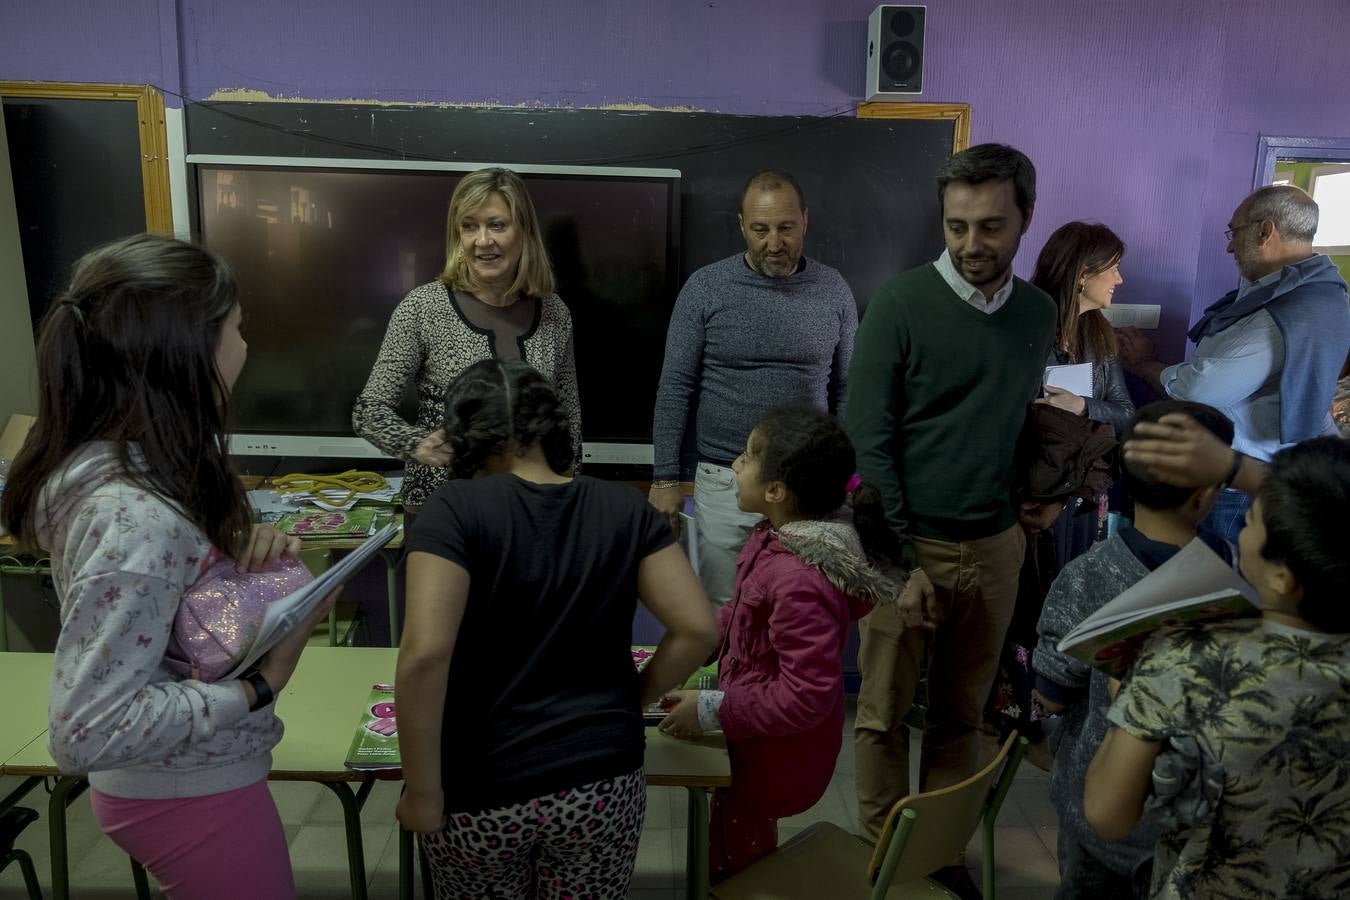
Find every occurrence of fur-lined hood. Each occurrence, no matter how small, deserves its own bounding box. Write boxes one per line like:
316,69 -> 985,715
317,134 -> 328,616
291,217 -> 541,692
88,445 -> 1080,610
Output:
775,515 -> 903,613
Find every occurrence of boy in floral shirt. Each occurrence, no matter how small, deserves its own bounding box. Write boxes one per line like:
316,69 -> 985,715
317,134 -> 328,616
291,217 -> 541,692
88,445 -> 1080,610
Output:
1085,436 -> 1350,899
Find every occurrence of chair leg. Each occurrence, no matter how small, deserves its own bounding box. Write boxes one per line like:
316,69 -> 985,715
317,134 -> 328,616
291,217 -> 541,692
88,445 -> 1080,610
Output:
130,856 -> 153,899
2,848 -> 43,900
981,820 -> 995,899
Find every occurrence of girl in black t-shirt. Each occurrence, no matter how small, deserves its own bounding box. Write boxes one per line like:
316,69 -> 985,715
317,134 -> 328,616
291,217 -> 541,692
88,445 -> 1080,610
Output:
394,359 -> 718,900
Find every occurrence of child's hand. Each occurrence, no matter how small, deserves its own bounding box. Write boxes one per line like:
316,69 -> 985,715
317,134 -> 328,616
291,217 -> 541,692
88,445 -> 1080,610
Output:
657,689 -> 703,740
396,787 -> 446,835
237,523 -> 303,573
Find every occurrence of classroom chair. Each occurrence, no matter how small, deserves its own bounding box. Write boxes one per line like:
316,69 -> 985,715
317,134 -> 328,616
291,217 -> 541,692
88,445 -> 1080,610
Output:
0,806 -> 42,900
711,732 -> 1027,900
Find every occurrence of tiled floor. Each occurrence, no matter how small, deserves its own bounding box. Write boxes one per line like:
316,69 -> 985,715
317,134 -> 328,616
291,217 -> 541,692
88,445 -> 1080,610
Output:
0,704 -> 1060,899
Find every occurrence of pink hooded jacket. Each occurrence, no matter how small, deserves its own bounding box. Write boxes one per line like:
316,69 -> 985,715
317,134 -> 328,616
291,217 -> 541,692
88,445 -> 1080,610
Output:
715,516 -> 899,817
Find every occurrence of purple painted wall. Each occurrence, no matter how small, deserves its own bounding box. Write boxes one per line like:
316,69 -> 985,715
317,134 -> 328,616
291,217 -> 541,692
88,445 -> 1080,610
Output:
4,0 -> 1349,354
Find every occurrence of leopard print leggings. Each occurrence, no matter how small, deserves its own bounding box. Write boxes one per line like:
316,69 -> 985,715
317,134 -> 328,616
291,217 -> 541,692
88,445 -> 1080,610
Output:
421,768 -> 645,899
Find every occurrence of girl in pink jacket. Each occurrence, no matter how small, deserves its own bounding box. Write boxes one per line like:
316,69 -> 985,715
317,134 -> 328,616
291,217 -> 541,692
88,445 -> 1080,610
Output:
659,405 -> 903,881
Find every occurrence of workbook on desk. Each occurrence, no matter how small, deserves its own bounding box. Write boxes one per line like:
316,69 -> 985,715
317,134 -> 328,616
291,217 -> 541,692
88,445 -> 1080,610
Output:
224,523 -> 401,680
345,683 -> 401,771
632,645 -> 719,725
275,506 -> 380,538
1057,538 -> 1259,677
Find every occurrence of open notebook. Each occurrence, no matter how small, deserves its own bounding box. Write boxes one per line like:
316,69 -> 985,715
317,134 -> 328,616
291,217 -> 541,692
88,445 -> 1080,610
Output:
1057,538 -> 1259,678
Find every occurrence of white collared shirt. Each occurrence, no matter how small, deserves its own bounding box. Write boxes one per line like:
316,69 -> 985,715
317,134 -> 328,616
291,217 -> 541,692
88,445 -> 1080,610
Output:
1235,267 -> 1283,300
933,249 -> 1015,314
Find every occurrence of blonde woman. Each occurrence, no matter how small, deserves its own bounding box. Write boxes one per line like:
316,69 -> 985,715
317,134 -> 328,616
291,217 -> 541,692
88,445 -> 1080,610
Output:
353,167 -> 582,516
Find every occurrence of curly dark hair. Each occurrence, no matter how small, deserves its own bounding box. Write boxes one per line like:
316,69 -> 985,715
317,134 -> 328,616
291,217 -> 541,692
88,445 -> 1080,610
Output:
752,405 -> 904,565
441,359 -> 574,479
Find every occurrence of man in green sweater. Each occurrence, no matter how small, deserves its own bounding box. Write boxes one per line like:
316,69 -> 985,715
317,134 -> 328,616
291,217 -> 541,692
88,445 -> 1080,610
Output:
846,144 -> 1057,842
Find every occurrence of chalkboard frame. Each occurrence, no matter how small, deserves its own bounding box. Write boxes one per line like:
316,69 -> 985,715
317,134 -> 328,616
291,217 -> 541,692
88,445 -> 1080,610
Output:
0,81 -> 172,234
859,101 -> 971,153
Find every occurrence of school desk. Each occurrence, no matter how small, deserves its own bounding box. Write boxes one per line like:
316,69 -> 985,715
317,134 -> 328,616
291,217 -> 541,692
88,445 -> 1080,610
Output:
0,647 -> 403,900
0,651 -> 50,830
0,647 -> 731,900
0,510 -> 403,653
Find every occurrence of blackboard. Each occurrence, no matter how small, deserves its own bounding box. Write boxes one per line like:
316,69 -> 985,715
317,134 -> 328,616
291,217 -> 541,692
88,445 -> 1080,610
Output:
185,102 -> 954,308
3,96 -> 148,327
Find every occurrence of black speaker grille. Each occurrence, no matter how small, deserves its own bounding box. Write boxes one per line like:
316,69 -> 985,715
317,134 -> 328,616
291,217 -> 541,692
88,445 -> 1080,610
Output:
889,10 -> 916,38
882,42 -> 921,82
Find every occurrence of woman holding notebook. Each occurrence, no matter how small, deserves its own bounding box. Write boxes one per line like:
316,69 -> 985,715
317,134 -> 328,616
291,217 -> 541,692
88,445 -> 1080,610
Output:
1032,221 -> 1136,438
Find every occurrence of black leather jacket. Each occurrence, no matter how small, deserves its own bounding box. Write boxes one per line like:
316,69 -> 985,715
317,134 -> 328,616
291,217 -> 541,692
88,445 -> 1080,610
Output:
1047,347 -> 1135,437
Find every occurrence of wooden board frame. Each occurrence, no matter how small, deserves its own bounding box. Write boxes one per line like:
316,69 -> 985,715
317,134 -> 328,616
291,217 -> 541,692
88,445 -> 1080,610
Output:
0,81 -> 172,234
858,102 -> 971,154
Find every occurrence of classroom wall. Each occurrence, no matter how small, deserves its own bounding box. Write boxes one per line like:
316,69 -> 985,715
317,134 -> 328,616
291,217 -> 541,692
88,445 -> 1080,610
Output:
3,0 -> 1350,357
0,106 -> 38,428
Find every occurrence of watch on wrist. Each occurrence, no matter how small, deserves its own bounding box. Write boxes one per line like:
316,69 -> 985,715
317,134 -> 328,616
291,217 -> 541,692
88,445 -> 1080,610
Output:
240,666 -> 274,712
1220,451 -> 1244,491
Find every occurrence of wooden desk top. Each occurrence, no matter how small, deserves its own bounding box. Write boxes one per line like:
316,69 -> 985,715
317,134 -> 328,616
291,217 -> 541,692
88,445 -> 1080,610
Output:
0,652 -> 53,769
0,648 -> 730,788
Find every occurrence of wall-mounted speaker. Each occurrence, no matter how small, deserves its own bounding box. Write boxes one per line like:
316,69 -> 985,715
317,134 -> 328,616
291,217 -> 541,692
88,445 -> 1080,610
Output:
866,5 -> 926,101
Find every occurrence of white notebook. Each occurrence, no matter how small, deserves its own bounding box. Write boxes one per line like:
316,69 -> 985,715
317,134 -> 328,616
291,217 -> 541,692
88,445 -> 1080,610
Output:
1044,362 -> 1094,397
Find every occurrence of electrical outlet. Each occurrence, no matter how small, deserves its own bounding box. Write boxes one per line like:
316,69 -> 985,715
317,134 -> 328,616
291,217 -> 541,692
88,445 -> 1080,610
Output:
1102,304 -> 1161,329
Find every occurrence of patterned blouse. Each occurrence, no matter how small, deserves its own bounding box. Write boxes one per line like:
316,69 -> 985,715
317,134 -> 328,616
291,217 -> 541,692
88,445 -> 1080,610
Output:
352,281 -> 582,508
1108,618 -> 1350,899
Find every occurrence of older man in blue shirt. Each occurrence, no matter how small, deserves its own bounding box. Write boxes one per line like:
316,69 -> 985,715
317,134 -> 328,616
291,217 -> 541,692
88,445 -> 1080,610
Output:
1120,185 -> 1350,542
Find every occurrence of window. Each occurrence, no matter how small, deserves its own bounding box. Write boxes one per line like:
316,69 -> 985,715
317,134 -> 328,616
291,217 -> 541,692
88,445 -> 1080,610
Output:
1309,164 -> 1350,254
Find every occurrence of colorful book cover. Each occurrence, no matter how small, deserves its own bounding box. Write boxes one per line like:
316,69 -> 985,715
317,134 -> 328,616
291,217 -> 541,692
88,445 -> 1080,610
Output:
1062,590 -> 1256,678
1058,539 -> 1260,678
632,645 -> 718,724
344,683 -> 401,771
276,506 -> 378,538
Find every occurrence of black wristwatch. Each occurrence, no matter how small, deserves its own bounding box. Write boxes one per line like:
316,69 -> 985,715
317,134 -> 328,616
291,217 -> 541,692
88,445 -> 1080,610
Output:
240,666 -> 274,712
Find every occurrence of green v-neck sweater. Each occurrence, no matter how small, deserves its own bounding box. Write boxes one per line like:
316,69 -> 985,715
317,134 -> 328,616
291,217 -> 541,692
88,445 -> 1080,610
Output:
845,263 -> 1056,563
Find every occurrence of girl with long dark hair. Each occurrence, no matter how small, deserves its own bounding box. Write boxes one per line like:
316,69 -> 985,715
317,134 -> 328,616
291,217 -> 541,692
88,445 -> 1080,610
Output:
1,234 -> 333,899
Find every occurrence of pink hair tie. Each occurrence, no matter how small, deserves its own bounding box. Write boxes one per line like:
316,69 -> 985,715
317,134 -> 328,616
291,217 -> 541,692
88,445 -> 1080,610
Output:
846,473 -> 863,494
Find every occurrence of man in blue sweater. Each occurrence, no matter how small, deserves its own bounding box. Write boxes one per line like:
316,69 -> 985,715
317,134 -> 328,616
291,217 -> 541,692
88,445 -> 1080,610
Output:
649,171 -> 857,604
1119,185 -> 1350,544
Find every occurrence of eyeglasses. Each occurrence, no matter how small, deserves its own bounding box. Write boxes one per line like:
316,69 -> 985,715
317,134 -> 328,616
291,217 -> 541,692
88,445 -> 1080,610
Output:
1224,220 -> 1265,242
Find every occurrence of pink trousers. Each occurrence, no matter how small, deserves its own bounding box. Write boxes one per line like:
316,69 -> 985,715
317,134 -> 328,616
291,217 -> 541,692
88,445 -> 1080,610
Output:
90,779 -> 295,900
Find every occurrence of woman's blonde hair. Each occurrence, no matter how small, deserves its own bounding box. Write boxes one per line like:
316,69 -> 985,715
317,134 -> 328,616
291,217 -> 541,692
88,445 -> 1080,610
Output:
439,167 -> 555,299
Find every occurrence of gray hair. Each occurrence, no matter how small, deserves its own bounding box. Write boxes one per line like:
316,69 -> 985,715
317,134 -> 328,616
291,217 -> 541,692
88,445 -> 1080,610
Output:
1243,185 -> 1319,243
